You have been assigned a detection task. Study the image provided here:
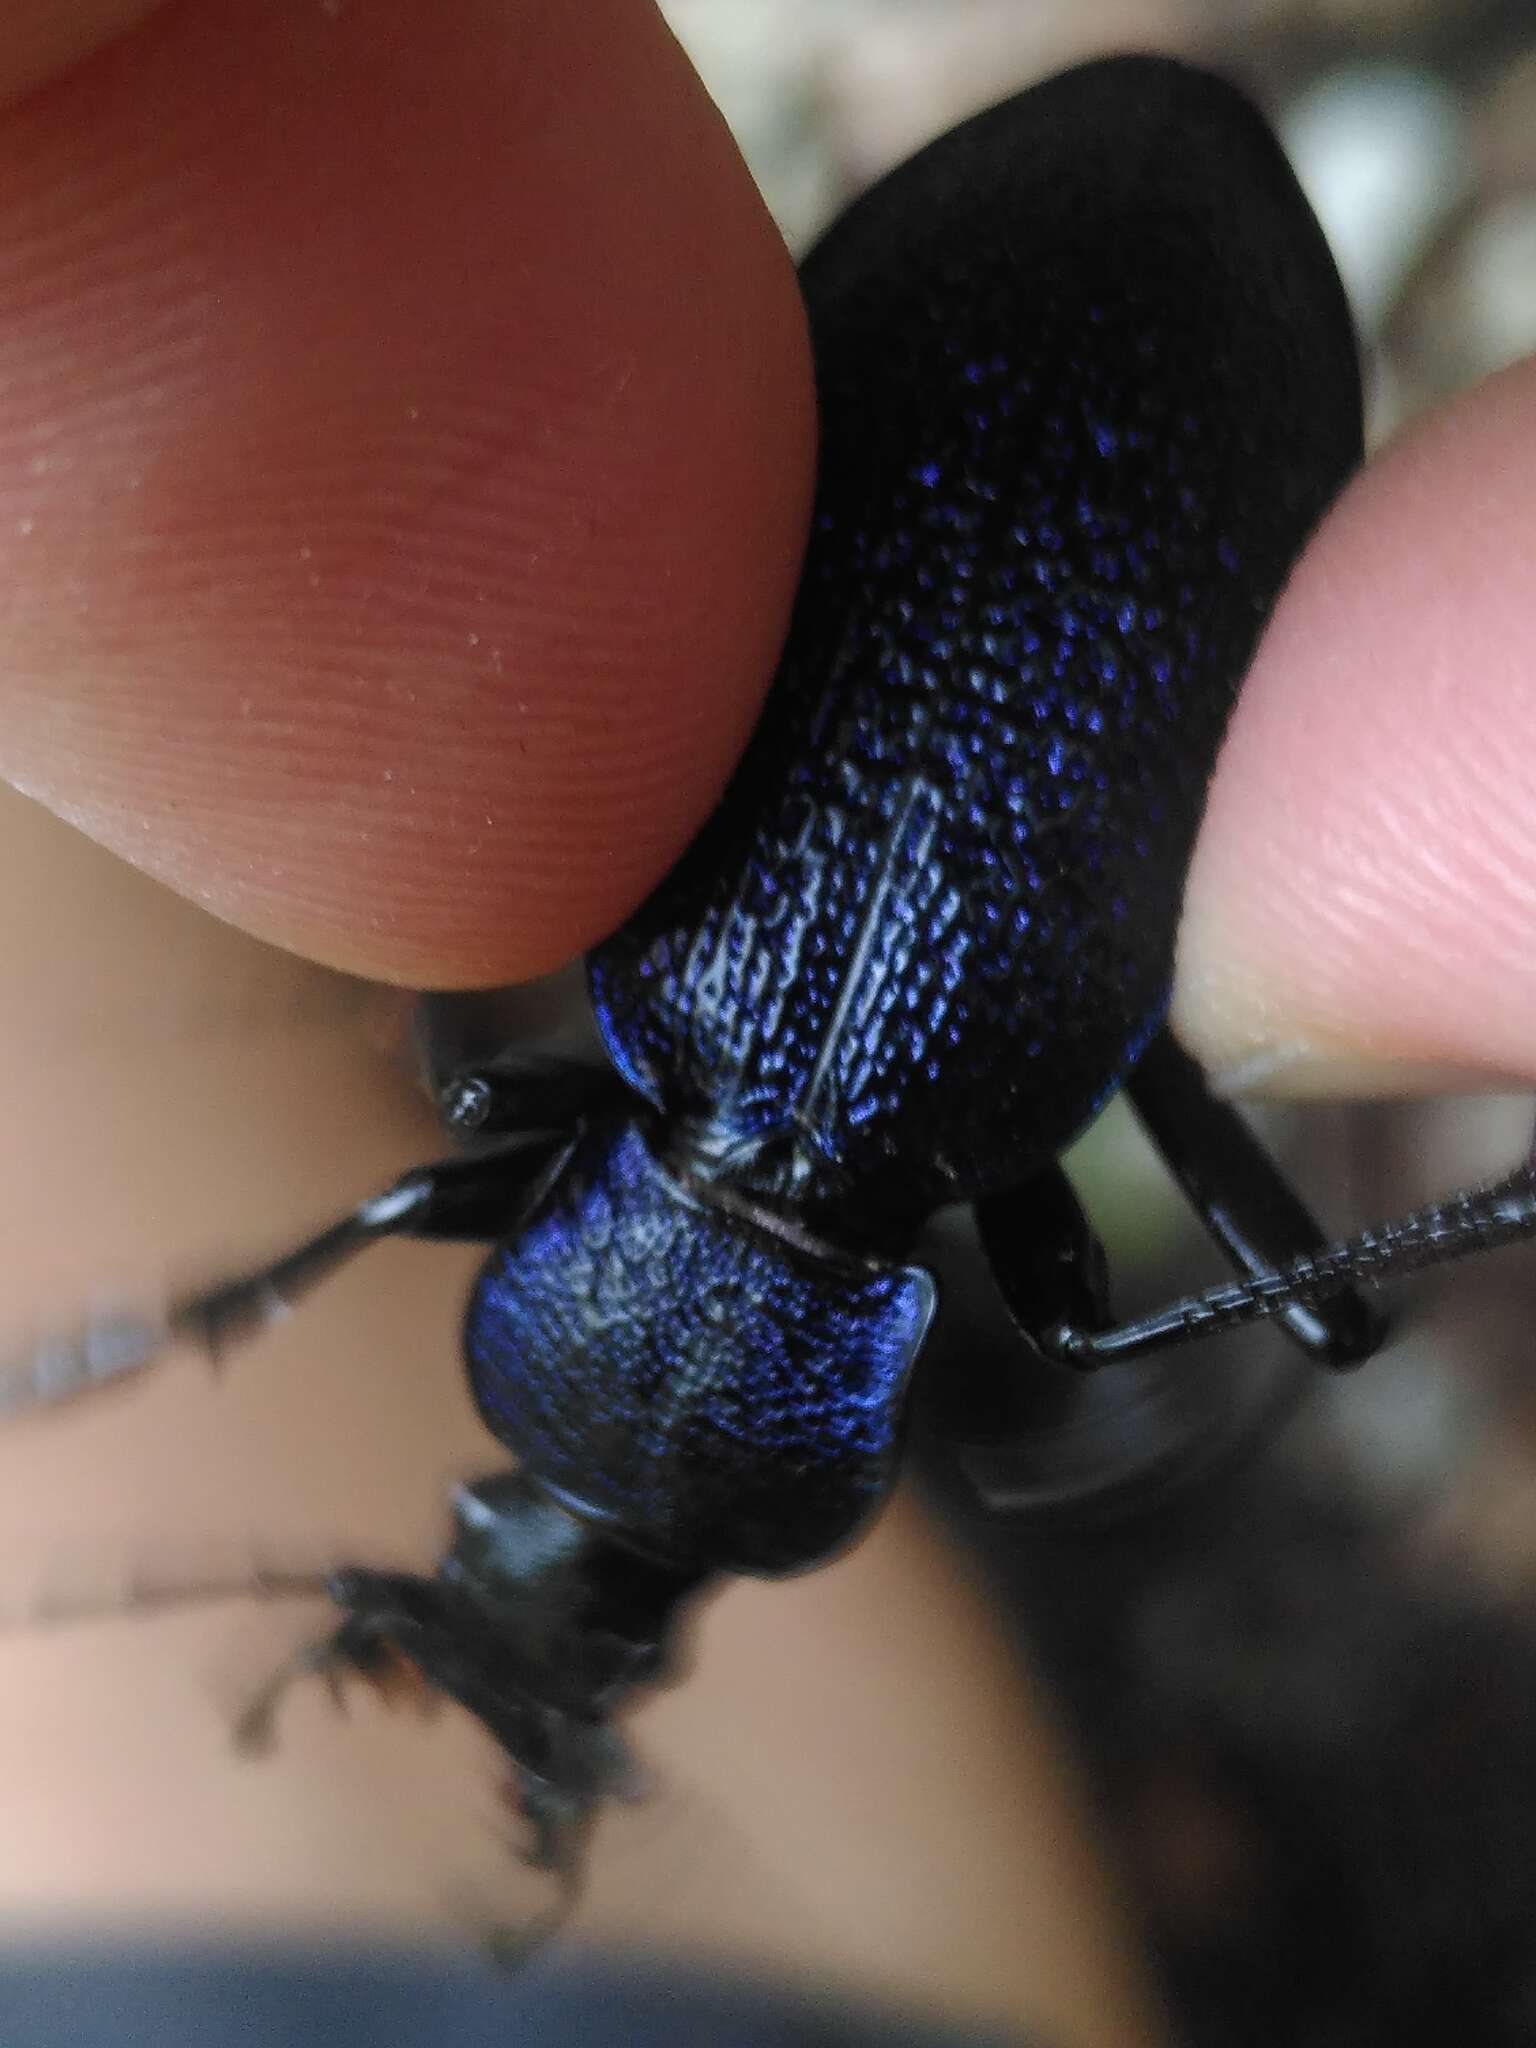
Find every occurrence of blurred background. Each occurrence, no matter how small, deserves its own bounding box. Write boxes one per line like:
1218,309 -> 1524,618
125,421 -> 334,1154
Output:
650,4 -> 1536,2044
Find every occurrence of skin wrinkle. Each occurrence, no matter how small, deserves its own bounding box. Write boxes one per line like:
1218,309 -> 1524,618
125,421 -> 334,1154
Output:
1260,622 -> 1536,1024
1177,351 -> 1536,1093
0,1 -> 165,109
0,0 -> 814,984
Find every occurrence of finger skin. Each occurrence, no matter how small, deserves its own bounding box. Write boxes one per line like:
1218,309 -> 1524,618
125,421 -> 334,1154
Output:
0,0 -> 813,986
1175,354 -> 1536,1096
0,0 -> 163,109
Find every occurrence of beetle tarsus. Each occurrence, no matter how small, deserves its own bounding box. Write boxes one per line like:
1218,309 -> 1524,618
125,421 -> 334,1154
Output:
1030,1161 -> 1536,1368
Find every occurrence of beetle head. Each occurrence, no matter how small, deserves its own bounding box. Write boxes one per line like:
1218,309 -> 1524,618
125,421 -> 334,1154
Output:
288,1470 -> 707,1900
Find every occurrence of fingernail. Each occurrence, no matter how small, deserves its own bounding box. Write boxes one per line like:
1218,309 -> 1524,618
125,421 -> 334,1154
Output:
1205,1040 -> 1532,1102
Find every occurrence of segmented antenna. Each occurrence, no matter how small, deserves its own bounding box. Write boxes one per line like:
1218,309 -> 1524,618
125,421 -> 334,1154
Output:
0,1564 -> 336,1638
0,1311 -> 169,1418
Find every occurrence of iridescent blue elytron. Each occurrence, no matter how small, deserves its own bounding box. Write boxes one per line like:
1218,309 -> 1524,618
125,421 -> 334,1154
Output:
589,70 -> 1358,1214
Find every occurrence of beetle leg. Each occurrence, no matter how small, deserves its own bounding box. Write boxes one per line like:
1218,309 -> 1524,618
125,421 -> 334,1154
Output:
953,1169 -> 1295,1515
430,1055 -> 629,1142
974,1166 -> 1113,1372
1124,1028 -> 1383,1367
991,1153 -> 1536,1371
414,993 -> 625,1140
0,1133 -> 574,1415
174,1132 -> 579,1355
232,1622 -> 368,1753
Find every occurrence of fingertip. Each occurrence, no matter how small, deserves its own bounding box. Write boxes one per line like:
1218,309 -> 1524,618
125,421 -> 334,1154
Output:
0,0 -> 163,110
1174,354 -> 1536,1096
0,0 -> 814,987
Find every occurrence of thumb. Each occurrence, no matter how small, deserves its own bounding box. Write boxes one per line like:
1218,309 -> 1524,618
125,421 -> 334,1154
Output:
1174,355 -> 1536,1099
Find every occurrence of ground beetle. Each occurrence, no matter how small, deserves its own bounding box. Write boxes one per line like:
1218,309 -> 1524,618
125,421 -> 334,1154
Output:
11,55 -> 1536,1914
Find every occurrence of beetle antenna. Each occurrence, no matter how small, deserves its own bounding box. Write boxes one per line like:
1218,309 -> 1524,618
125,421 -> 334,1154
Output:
0,1565 -> 335,1639
0,1310 -> 170,1419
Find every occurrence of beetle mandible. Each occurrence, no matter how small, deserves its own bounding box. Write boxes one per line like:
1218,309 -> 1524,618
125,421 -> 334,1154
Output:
13,54 -> 1536,1907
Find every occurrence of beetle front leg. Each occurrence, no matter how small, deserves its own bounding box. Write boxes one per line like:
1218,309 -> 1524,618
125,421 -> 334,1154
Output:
415,991 -> 626,1141
426,1055 -> 627,1142
0,1133 -> 573,1416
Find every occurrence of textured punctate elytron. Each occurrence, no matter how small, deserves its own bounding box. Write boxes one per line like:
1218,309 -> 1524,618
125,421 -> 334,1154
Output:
591,61 -> 1360,1223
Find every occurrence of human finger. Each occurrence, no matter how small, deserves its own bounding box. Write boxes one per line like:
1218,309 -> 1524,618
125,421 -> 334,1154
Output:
0,0 -> 813,986
1174,354 -> 1536,1098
